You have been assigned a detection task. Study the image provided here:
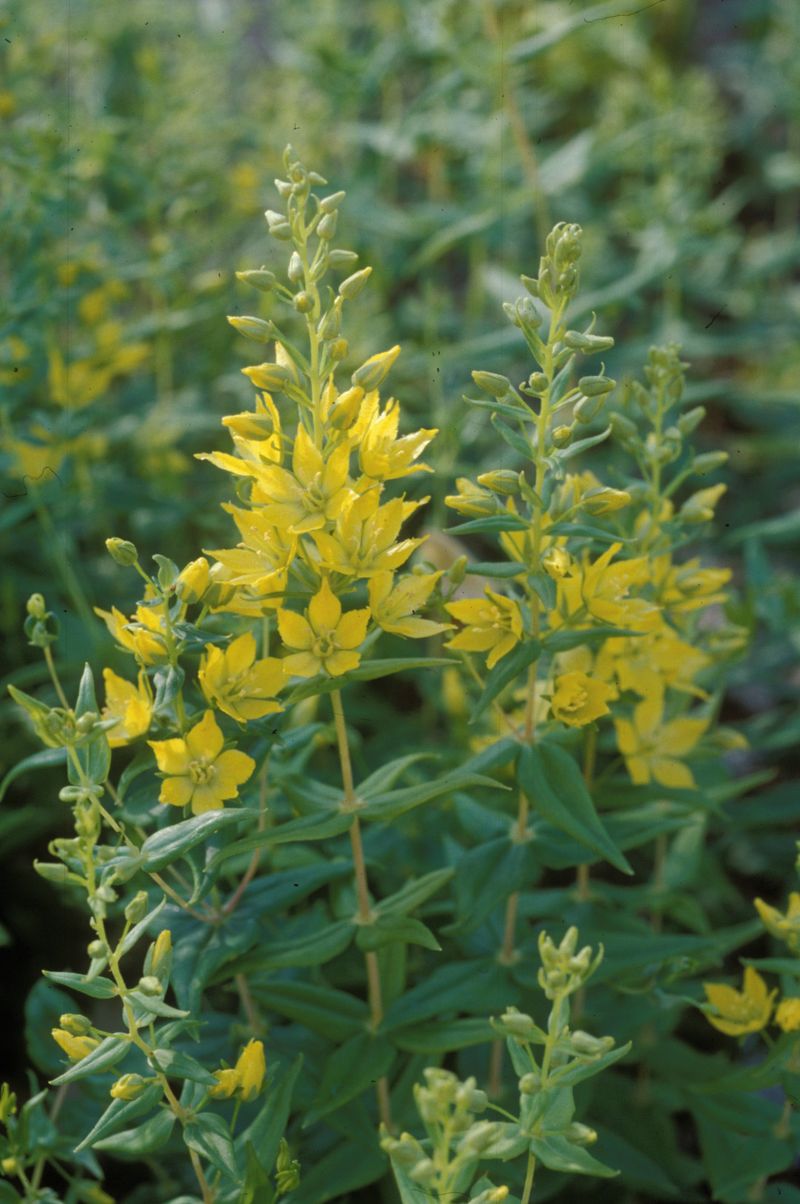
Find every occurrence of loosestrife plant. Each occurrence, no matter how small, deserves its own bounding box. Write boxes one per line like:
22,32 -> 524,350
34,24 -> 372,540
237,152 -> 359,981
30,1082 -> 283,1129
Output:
3,149 -> 765,1203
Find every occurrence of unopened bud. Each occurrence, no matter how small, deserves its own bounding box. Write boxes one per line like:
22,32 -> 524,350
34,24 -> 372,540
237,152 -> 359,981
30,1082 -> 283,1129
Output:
59,1013 -> 92,1035
110,1073 -> 148,1101
448,556 -> 469,586
242,363 -> 292,391
472,370 -> 512,399
583,488 -> 631,515
564,331 -> 615,353
105,538 -> 139,567
519,1070 -> 541,1094
293,291 -> 314,313
317,303 -> 342,341
34,861 -> 71,883
680,483 -> 726,524
330,386 -> 363,430
226,315 -> 274,342
124,891 -> 149,925
574,394 -> 606,424
551,424 -> 573,447
542,547 -> 571,579
565,1122 -> 597,1146
351,345 -> 401,391
338,267 -> 372,299
527,372 -> 548,394
693,451 -> 729,476
88,939 -> 107,959
319,190 -> 346,214
494,1007 -> 539,1040
137,976 -> 162,997
287,251 -> 303,282
578,375 -> 615,397
409,1159 -> 437,1187
609,412 -> 638,441
177,557 -> 209,604
329,337 -> 349,361
317,212 -> 338,241
235,269 -> 277,292
151,929 -> 172,974
570,1030 -> 616,1056
26,593 -> 47,619
678,406 -> 706,436
477,470 -> 520,496
327,249 -> 359,269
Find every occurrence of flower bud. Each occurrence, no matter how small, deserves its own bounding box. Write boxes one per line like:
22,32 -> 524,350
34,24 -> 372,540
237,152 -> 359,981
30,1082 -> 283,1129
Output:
564,331 -> 615,353
293,290 -> 314,314
457,1120 -> 503,1156
469,1189 -> 509,1204
241,363 -> 293,391
494,1007 -> 540,1040
678,405 -> 706,436
472,370 -> 512,399
330,386 -> 364,430
583,488 -> 631,515
287,251 -> 303,283
329,337 -> 349,361
327,249 -> 359,268
59,1013 -> 93,1035
519,1070 -> 541,1094
177,557 -> 209,604
264,210 -> 291,239
338,267 -> 372,299
578,375 -> 615,397
565,1122 -> 597,1146
693,451 -> 729,476
52,1028 -> 100,1061
551,424 -> 573,447
235,269 -> 277,292
275,1138 -> 301,1194
527,371 -> 548,394
1,1157 -> 18,1175
569,1030 -> 616,1056
448,555 -> 469,586
317,302 -> 342,340
680,484 -> 726,524
226,315 -> 274,342
609,412 -> 638,441
110,1073 -> 148,1101
105,538 -> 139,567
151,929 -> 172,974
137,976 -> 162,997
504,296 -> 542,331
34,861 -> 71,883
317,212 -> 338,241
319,190 -> 346,214
542,547 -> 571,579
124,890 -> 149,925
351,345 -> 401,391
88,939 -> 107,959
477,470 -> 520,497
409,1159 -> 437,1187
26,593 -> 47,619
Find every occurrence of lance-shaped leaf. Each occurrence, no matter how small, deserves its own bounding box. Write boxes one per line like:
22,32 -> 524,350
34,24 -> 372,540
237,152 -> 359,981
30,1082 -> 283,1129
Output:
361,769 -> 504,823
286,657 -> 456,702
140,809 -> 246,871
43,970 -> 117,999
76,1083 -> 163,1151
529,1133 -> 619,1177
305,1033 -> 395,1126
238,1055 -> 303,1175
470,638 -> 542,723
356,912 -> 440,953
51,1035 -> 130,1085
184,1112 -> 239,1180
518,743 -> 633,875
93,1108 -> 175,1156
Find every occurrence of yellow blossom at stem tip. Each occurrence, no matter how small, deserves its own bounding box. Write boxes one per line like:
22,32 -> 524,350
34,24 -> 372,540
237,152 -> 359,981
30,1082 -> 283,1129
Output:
614,693 -> 708,789
101,668 -> 152,747
148,711 -> 255,814
550,671 -> 614,728
199,631 -> 286,722
277,578 -> 370,678
445,589 -> 524,670
703,966 -> 776,1037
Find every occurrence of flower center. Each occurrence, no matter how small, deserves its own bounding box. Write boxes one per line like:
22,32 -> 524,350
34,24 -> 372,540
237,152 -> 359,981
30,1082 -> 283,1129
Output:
189,758 -> 216,786
564,687 -> 588,712
313,634 -> 337,658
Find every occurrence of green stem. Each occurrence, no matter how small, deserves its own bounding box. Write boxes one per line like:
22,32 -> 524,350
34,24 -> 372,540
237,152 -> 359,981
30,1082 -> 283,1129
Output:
521,1150 -> 537,1204
43,644 -> 69,709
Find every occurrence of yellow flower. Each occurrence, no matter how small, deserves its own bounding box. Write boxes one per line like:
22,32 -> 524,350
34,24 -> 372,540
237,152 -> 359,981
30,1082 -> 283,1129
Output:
201,425 -> 353,535
550,671 -> 614,728
177,557 -> 210,604
614,693 -> 708,789
311,491 -> 426,578
101,669 -> 152,747
368,571 -> 451,638
95,602 -> 169,665
650,554 -> 731,616
445,589 -> 524,670
612,628 -> 710,703
277,579 -> 370,678
775,998 -> 800,1033
148,711 -> 255,814
552,542 -> 660,633
754,893 -> 800,953
355,393 -> 437,481
52,1029 -> 100,1062
199,632 -> 286,722
210,1039 -> 267,1101
703,967 -> 776,1036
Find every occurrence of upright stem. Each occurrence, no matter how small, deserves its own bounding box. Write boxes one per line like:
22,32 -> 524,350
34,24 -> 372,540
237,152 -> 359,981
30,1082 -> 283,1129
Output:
520,1150 -> 537,1204
330,689 -> 392,1129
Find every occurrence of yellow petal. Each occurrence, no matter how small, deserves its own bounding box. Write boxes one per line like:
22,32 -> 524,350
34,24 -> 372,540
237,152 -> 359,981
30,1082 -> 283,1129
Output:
309,578 -> 341,633
149,737 -> 191,776
651,757 -> 695,790
226,632 -> 257,678
186,711 -> 224,762
191,784 -> 224,814
335,608 -> 370,650
160,776 -> 193,808
215,749 -> 256,792
292,424 -> 323,485
283,651 -> 321,678
325,650 -> 361,676
277,608 -> 314,651
658,717 -> 708,757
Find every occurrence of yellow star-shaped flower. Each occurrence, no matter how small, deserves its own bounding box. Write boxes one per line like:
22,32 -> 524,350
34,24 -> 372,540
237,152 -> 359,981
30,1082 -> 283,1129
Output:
101,668 -> 153,747
199,632 -> 286,722
445,589 -> 524,670
277,578 -> 370,678
148,711 -> 255,814
703,966 -> 776,1036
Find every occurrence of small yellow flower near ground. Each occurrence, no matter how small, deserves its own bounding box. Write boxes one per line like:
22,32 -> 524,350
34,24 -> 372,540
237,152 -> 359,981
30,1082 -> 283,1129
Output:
277,578 -> 370,678
51,1029 -> 100,1061
148,711 -> 255,814
199,632 -> 286,722
775,998 -> 800,1033
209,1039 -> 267,1101
101,668 -> 152,747
445,589 -> 524,670
368,571 -> 451,638
550,671 -> 614,727
703,966 -> 776,1036
614,693 -> 708,789
754,893 -> 800,952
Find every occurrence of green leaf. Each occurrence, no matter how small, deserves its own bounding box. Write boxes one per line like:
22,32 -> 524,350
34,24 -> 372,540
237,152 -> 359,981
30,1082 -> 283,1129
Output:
358,753 -> 437,799
140,809 -> 247,871
305,1032 -> 395,1126
209,813 -> 353,869
184,1112 -> 239,1180
289,1136 -> 386,1204
119,897 -> 167,955
529,1133 -> 619,1178
550,1042 -> 632,1088
149,1049 -> 218,1085
391,1017 -> 496,1054
361,769 -> 504,823
518,743 -> 633,875
470,639 -> 542,723
542,626 -> 639,652
51,1035 -> 130,1086
450,836 -> 538,934
553,425 -> 611,462
490,412 -> 532,459
43,971 -> 117,999
377,867 -> 455,917
384,960 -> 511,1030
238,1055 -> 303,1175
447,514 -> 530,535
252,982 -> 367,1042
286,658 -> 455,702
464,561 -> 527,578
231,919 -> 354,972
356,912 -> 440,953
0,748 -> 66,803
76,1083 -> 163,1151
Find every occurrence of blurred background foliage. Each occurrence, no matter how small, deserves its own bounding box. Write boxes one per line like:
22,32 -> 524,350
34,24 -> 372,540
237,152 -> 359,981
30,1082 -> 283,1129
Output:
1,0 -> 799,1190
